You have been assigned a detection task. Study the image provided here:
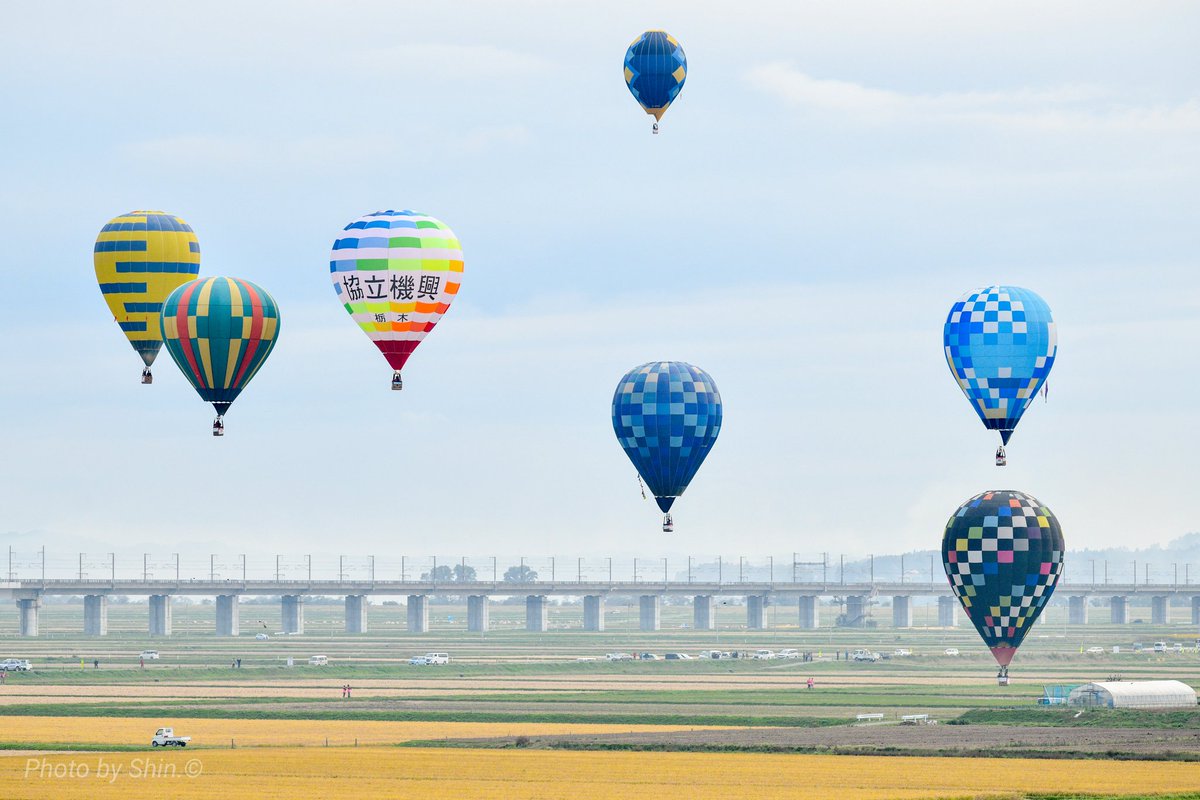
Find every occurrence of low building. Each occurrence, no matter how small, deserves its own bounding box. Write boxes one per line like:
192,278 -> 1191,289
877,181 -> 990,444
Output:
1067,680 -> 1197,709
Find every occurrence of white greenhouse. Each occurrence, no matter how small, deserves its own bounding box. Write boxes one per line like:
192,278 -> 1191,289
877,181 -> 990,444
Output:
1067,680 -> 1197,709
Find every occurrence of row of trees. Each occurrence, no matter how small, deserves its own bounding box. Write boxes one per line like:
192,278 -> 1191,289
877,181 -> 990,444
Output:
419,564 -> 538,583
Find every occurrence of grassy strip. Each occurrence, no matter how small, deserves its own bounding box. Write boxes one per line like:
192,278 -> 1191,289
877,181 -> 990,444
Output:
0,742 -> 147,753
0,703 -> 846,728
954,707 -> 1200,728
418,689 -> 1030,708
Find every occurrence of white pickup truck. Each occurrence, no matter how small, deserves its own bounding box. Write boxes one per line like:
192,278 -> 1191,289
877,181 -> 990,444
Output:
151,727 -> 191,747
851,649 -> 881,662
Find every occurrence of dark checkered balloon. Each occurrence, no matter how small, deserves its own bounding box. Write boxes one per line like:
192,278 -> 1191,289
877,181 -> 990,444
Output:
612,362 -> 721,514
942,490 -> 1064,667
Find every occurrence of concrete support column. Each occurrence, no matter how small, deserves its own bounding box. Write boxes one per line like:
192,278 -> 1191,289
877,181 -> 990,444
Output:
344,595 -> 367,634
937,595 -> 958,627
1068,596 -> 1089,625
83,594 -> 108,636
583,595 -> 605,632
1151,596 -> 1168,625
216,594 -> 240,637
148,594 -> 172,636
281,594 -> 305,634
746,595 -> 767,630
525,595 -> 547,632
892,596 -> 913,628
16,598 -> 39,637
844,595 -> 866,627
406,595 -> 428,633
798,595 -> 820,629
1110,596 -> 1128,624
693,595 -> 715,631
467,595 -> 490,632
639,595 -> 661,631
1192,596 -> 1200,625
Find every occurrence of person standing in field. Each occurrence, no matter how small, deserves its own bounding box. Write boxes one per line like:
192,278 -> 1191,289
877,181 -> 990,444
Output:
806,677 -> 814,690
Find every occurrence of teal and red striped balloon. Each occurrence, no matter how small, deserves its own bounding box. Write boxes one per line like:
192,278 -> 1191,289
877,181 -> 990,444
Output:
160,277 -> 281,417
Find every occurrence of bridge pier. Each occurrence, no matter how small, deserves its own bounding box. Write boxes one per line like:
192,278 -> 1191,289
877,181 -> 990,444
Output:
937,596 -> 958,627
892,596 -> 912,628
84,594 -> 107,636
148,594 -> 172,636
406,595 -> 428,633
693,595 -> 715,630
639,595 -> 661,631
345,595 -> 367,634
798,595 -> 820,629
1068,596 -> 1089,625
282,595 -> 305,634
1193,596 -> 1200,625
16,598 -> 39,637
1110,596 -> 1128,624
844,595 -> 866,627
467,595 -> 490,632
526,595 -> 548,632
216,594 -> 240,637
746,595 -> 767,629
583,595 -> 605,631
1151,596 -> 1168,625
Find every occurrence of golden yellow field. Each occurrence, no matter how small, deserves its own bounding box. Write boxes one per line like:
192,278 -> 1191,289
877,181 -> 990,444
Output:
0,715 -> 728,747
1,747 -> 1198,800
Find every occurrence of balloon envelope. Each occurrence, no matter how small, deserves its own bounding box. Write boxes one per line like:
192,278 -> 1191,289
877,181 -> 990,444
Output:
159,277 -> 280,415
941,490 -> 1064,667
330,210 -> 463,375
943,286 -> 1056,445
93,210 -> 201,368
624,30 -> 686,122
612,361 -> 721,513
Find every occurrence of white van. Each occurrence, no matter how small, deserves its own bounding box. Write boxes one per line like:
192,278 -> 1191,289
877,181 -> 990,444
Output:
308,655 -> 328,666
423,652 -> 449,665
1152,641 -> 1167,653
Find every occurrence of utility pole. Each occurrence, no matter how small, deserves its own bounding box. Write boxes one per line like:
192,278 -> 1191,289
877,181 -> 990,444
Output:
739,556 -> 744,583
210,554 -> 215,582
900,554 -> 905,585
688,556 -> 693,584
769,556 -> 774,585
608,557 -> 613,584
663,557 -> 668,584
870,553 -> 874,585
718,556 -> 723,585
551,556 -> 555,583
175,553 -> 180,584
492,556 -> 497,583
79,552 -> 83,581
792,552 -> 797,584
110,553 -> 115,584
242,554 -> 246,586
633,558 -> 638,583
144,553 -> 148,582
307,554 -> 312,584
840,554 -> 845,586
577,557 -> 582,583
41,547 -> 45,586
370,555 -> 375,584
339,555 -> 345,583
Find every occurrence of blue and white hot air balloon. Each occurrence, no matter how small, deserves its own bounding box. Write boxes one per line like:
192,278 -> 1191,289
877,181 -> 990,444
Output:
612,362 -> 721,532
943,286 -> 1056,465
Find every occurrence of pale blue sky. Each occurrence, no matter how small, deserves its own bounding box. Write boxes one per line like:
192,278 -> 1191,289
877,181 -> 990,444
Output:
0,1 -> 1197,564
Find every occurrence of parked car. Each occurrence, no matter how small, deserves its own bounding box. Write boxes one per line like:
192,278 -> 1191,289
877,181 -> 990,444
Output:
140,650 -> 160,660
408,656 -> 430,666
778,648 -> 800,659
943,648 -> 960,656
605,652 -> 634,661
0,659 -> 30,671
1153,641 -> 1167,653
698,650 -> 722,660
423,652 -> 450,665
639,652 -> 659,661
850,649 -> 880,662
1085,646 -> 1105,655
752,650 -> 776,660
255,633 -> 270,640
664,652 -> 692,660
151,727 -> 190,748
308,655 -> 328,666
893,648 -> 912,657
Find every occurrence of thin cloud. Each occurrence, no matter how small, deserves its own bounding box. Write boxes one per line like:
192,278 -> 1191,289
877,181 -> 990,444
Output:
747,63 -> 1200,133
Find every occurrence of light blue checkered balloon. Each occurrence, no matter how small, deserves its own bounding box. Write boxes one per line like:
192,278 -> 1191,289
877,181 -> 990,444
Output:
943,286 -> 1057,446
612,361 -> 722,516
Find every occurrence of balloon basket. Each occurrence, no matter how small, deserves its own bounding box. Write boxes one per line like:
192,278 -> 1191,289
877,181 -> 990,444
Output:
391,372 -> 403,391
997,667 -> 1009,686
141,368 -> 153,385
662,514 -> 674,533
995,446 -> 1007,467
212,417 -> 225,437
652,122 -> 660,134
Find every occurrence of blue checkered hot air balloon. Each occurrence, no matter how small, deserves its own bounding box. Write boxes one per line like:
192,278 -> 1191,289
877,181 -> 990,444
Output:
612,362 -> 721,532
943,286 -> 1056,465
624,30 -> 686,133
